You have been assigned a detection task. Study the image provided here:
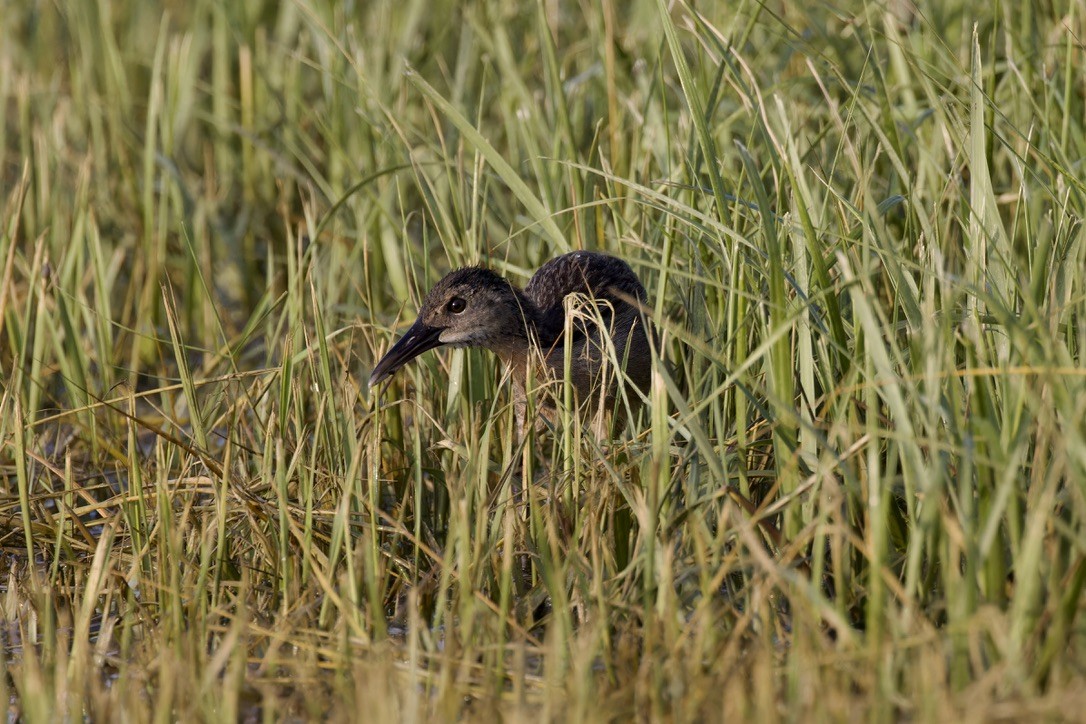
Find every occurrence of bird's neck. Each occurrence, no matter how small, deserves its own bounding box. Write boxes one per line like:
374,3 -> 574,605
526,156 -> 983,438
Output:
489,287 -> 556,367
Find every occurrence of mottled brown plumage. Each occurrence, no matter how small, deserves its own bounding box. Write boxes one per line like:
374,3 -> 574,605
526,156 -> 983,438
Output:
370,251 -> 651,431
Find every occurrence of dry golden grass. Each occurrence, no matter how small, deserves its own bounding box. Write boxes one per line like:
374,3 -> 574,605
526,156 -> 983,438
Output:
2,0 -> 1086,720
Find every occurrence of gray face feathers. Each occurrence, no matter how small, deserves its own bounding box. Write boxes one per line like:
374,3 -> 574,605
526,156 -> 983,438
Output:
369,251 -> 651,413
368,266 -> 534,387
415,267 -> 534,349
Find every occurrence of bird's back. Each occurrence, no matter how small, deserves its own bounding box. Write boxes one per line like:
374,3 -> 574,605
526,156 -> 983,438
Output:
526,252 -> 645,315
522,251 -> 651,421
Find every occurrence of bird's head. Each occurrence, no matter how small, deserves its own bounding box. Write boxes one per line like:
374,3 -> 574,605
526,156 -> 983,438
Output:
369,266 -> 534,388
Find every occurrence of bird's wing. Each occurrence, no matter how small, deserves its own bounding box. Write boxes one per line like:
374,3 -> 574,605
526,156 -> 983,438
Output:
525,252 -> 646,348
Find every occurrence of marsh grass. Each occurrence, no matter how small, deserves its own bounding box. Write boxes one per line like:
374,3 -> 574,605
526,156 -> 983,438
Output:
2,0 -> 1086,719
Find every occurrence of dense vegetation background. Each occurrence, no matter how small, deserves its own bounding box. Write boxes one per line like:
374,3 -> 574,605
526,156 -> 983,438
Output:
1,0 -> 1084,719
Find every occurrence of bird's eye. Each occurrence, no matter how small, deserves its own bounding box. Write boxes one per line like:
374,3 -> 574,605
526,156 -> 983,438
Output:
447,297 -> 467,314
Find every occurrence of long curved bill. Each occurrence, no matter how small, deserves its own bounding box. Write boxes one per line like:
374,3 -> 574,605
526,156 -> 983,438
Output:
369,319 -> 444,388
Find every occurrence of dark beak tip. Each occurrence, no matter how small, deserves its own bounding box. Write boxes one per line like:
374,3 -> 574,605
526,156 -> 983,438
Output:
368,359 -> 397,391
368,368 -> 391,390
368,320 -> 444,393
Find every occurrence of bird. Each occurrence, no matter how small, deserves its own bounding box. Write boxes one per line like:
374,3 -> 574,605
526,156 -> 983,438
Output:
369,251 -> 652,433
